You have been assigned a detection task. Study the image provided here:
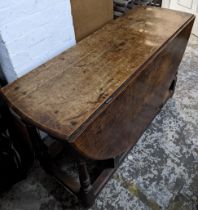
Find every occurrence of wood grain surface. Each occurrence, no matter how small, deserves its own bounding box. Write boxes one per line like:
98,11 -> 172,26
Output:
1,7 -> 194,159
73,22 -> 194,159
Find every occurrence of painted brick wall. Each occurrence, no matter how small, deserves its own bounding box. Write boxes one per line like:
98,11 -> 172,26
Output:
0,0 -> 76,83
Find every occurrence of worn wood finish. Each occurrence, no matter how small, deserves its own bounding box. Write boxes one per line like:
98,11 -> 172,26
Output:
73,21 -> 194,160
1,7 -> 194,160
0,6 -> 194,207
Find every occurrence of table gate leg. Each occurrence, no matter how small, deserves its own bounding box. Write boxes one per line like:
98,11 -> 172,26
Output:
77,158 -> 94,207
25,124 -> 52,173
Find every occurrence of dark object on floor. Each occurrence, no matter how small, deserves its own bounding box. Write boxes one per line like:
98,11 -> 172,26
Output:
0,130 -> 24,193
1,7 -> 195,207
0,76 -> 34,193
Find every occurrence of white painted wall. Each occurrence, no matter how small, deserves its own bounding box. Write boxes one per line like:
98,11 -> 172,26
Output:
0,0 -> 76,83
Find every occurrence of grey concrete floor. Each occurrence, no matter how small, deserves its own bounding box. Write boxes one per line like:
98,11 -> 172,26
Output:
0,35 -> 198,210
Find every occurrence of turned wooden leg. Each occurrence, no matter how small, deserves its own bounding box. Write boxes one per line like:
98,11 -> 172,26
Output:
77,158 -> 94,207
25,124 -> 52,173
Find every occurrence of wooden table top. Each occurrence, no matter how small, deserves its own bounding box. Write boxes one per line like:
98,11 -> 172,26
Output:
1,7 -> 194,142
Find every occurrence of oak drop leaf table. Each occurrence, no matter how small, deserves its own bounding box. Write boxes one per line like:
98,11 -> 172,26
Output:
1,7 -> 194,207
